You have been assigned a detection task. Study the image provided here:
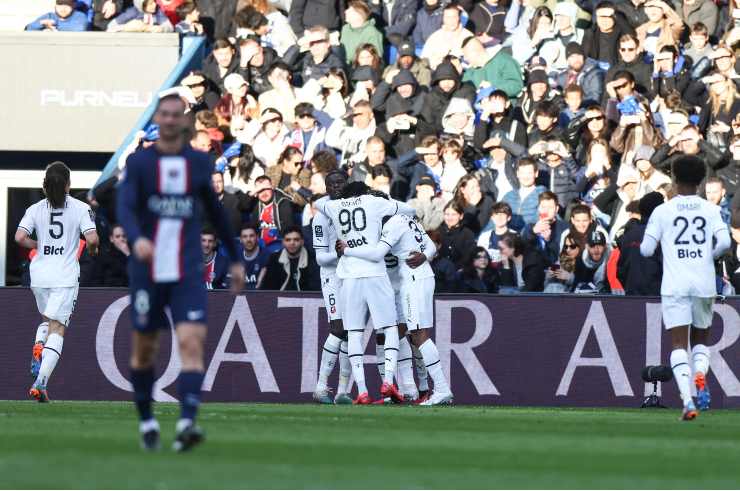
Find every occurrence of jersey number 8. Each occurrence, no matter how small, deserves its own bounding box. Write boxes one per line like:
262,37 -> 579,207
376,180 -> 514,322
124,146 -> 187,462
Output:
673,216 -> 706,245
338,208 -> 367,235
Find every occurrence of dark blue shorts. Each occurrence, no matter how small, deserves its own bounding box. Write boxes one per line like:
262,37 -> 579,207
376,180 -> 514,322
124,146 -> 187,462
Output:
129,279 -> 207,332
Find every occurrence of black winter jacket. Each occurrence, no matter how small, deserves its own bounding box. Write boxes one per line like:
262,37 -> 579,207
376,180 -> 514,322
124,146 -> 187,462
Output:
437,223 -> 477,267
616,219 -> 662,295
289,0 -> 345,35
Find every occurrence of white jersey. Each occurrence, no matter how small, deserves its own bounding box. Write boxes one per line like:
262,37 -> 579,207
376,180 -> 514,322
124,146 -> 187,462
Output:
18,196 -> 96,288
319,194 -> 402,279
385,254 -> 401,290
312,210 -> 338,277
644,195 -> 726,297
380,214 -> 435,280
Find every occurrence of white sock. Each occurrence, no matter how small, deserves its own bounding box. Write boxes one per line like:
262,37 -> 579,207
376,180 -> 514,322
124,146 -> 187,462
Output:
36,333 -> 63,387
348,331 -> 367,394
692,344 -> 710,377
176,418 -> 193,433
398,336 -> 416,394
670,349 -> 693,405
375,342 -> 385,380
35,322 -> 49,344
383,326 -> 399,384
316,334 -> 342,391
412,344 -> 429,391
338,341 -> 352,394
139,418 -> 160,434
420,339 -> 450,394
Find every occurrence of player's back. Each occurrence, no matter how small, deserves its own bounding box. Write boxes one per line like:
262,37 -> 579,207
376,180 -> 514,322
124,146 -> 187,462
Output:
117,145 -> 215,283
647,195 -> 725,297
322,194 -> 399,279
383,215 -> 435,279
20,196 -> 95,288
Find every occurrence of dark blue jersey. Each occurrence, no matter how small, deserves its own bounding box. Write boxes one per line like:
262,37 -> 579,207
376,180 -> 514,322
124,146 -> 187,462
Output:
239,246 -> 269,290
116,145 -> 238,284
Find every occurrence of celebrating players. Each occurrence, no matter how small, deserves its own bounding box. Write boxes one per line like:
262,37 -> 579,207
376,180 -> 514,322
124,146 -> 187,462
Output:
16,162 -> 100,403
117,94 -> 245,451
640,156 -> 730,421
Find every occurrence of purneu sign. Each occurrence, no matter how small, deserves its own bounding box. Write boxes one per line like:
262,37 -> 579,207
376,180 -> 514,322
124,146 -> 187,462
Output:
2,289 -> 740,408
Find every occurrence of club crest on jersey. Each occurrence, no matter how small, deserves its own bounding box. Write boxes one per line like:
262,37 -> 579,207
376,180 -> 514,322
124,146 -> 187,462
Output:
88,209 -> 95,221
314,225 -> 323,238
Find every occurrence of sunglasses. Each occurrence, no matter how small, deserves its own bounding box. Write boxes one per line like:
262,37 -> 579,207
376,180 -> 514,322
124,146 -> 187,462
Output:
588,115 -> 605,122
298,114 -> 314,119
475,254 -> 489,259
564,243 -> 578,250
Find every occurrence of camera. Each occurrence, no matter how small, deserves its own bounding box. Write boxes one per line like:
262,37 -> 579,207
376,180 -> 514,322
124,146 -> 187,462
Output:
641,365 -> 673,408
617,96 -> 641,116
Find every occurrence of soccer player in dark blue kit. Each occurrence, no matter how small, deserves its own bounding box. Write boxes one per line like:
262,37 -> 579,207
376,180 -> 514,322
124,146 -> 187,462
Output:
117,94 -> 245,452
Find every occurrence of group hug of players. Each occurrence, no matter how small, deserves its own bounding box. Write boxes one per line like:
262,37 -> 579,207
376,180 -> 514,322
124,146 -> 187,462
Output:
310,170 -> 452,406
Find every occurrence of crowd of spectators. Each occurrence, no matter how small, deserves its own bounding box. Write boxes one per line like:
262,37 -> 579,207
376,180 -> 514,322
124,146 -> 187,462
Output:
30,0 -> 740,295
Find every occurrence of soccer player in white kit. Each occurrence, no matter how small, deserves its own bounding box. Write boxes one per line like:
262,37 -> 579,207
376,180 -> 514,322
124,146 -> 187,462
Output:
15,162 -> 100,402
640,156 -> 730,420
317,182 -> 415,404
339,213 -> 453,405
312,171 -> 353,405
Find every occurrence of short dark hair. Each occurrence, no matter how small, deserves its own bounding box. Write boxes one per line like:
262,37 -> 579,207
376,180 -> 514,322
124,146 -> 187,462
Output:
311,151 -> 338,174
267,61 -> 292,78
564,84 -> 583,96
534,100 -> 560,119
539,190 -> 559,205
500,232 -> 524,256
594,1 -> 615,11
516,157 -> 537,172
691,22 -> 708,36
283,225 -> 304,238
705,176 -> 724,188
570,203 -> 591,218
213,38 -> 234,50
672,155 -> 706,187
612,70 -> 635,84
240,222 -> 259,234
156,93 -> 187,112
370,163 -> 393,180
255,175 -> 272,185
492,201 -> 512,217
201,227 -> 217,237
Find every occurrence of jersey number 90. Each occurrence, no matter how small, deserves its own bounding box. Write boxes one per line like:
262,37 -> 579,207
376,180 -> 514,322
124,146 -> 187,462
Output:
338,208 -> 367,235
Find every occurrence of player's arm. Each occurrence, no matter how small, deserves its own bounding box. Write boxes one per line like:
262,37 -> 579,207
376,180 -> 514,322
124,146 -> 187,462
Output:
340,240 -> 392,262
640,212 -> 662,258
315,248 -> 338,267
712,223 -> 731,259
81,205 -> 99,256
16,208 -> 37,250
312,214 -> 337,266
421,232 -> 437,261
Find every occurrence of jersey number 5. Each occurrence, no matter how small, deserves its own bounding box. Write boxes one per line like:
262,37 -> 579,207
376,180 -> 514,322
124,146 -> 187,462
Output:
49,212 -> 64,239
673,216 -> 706,245
338,208 -> 367,235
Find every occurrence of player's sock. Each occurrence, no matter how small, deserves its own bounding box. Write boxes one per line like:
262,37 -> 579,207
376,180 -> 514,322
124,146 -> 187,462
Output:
412,344 -> 429,392
398,336 -> 415,394
338,341 -> 352,394
177,371 -> 204,421
420,339 -> 450,394
35,333 -> 63,386
670,349 -> 693,405
35,322 -> 49,344
691,344 -> 710,376
131,368 -> 155,421
383,326 -> 399,385
348,331 -> 367,394
316,334 -> 342,391
375,342 -> 385,380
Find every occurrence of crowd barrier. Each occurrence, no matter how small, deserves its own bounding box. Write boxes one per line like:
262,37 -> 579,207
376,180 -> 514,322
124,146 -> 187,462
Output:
2,288 -> 740,408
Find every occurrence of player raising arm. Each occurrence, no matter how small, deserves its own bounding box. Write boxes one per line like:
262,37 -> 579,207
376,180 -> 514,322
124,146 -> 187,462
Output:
117,94 -> 245,451
16,162 -> 99,403
640,156 -> 730,421
338,213 -> 453,405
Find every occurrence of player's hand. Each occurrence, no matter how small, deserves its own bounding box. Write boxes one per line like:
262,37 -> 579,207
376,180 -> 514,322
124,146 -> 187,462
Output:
87,241 -> 99,257
133,238 -> 154,263
229,262 -> 246,294
406,251 -> 427,269
335,240 -> 347,256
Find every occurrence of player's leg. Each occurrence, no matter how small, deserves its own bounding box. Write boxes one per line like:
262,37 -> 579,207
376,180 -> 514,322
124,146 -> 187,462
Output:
664,296 -> 697,420
412,344 -> 430,402
342,278 -> 371,404
690,297 -> 714,411
315,276 -> 343,403
367,276 -> 404,402
30,317 -> 49,379
397,323 -> 418,401
335,331 -> 353,404
375,332 -> 385,381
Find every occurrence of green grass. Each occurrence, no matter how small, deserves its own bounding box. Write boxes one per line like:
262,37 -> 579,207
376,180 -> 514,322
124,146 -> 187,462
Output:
1,402 -> 740,489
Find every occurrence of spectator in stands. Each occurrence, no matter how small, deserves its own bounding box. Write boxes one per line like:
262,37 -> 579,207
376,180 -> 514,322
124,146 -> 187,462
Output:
249,175 -> 295,253
649,47 -> 691,101
437,200 -> 476,267
293,26 -> 346,83
95,224 -> 130,287
555,43 -> 604,106
238,223 -> 270,290
222,143 -> 266,194
202,229 -> 230,289
605,33 -> 653,96
521,191 -> 568,265
565,105 -> 613,166
705,177 -> 731,225
543,233 -> 580,293
455,175 -> 495,235
467,0 -> 508,45
175,0 -> 204,35
92,0 -> 125,31
286,103 -> 330,165
718,210 -> 740,294
616,191 -> 663,295
408,176 -> 445,231
435,139 -> 470,202
720,135 -> 740,204
421,4 -> 474,69
413,0 -> 445,47
427,229 -> 458,293
496,232 -> 546,293
326,100 -> 377,168
684,23 -> 713,65
636,0 -> 683,60
530,138 -> 581,210
181,71 -> 219,113
266,146 -> 312,207
633,145 -> 671,198
572,230 -> 611,293
237,34 -> 278,95
477,201 -> 517,263
372,0 -> 417,40
242,108 -> 291,167
260,226 -> 320,291
375,97 -> 434,158
341,1 -> 384,65
461,37 -> 523,99
508,6 -> 565,68
650,124 -> 724,176
455,247 -> 500,294
212,171 -> 250,236
107,0 -> 174,32
26,0 -> 90,31
593,165 -> 640,241
503,158 -> 546,230
383,40 -> 432,88
215,73 -> 259,135
581,2 -> 634,67
288,0 -> 345,35
202,39 -> 240,93
420,61 -> 471,134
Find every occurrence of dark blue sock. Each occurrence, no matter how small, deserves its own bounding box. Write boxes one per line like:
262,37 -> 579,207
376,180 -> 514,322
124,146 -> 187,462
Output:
130,368 -> 155,421
178,371 -> 204,421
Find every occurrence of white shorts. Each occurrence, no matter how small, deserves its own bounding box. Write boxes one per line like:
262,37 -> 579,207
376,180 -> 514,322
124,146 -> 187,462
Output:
662,296 -> 714,329
400,276 -> 435,331
340,276 -> 397,331
31,286 -> 79,327
321,273 -> 342,322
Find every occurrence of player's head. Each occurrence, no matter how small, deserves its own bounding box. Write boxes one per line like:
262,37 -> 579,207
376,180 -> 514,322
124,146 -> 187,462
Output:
239,223 -> 259,252
153,94 -> 188,141
43,161 -> 71,209
282,225 -> 304,256
200,228 -> 217,256
340,181 -> 371,199
325,169 -> 348,199
672,155 -> 706,189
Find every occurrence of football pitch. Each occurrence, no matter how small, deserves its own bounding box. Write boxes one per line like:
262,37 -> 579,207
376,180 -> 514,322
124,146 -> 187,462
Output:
2,402 -> 740,489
